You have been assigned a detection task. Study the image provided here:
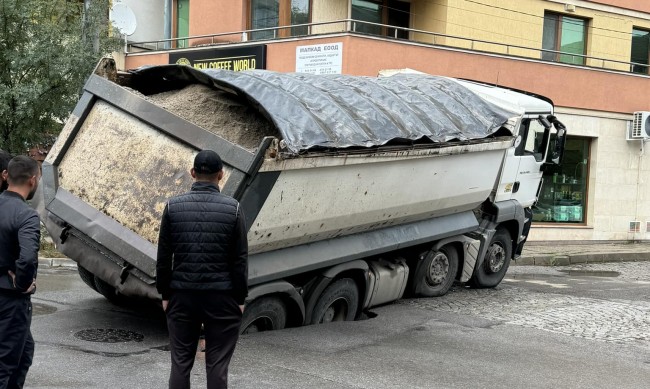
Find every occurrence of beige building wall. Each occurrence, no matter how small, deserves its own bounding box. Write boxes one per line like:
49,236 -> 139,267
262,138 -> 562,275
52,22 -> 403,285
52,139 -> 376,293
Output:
410,0 -> 448,44
443,0 -> 540,55
311,0 -> 349,34
432,0 -> 650,70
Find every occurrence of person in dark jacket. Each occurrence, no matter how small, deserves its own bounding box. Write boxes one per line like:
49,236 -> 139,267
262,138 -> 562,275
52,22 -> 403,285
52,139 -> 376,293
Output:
0,156 -> 40,389
0,149 -> 12,193
157,150 -> 248,389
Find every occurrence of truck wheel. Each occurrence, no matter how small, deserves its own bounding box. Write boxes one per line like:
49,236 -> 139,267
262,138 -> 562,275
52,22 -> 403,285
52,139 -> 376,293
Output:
411,246 -> 458,297
77,265 -> 99,292
471,229 -> 512,288
94,276 -> 129,305
310,278 -> 359,324
240,297 -> 287,335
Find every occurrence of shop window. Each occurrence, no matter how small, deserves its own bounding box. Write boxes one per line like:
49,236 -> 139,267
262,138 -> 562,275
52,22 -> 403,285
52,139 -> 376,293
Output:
541,12 -> 587,65
250,0 -> 310,40
534,137 -> 590,224
351,0 -> 410,39
631,28 -> 650,74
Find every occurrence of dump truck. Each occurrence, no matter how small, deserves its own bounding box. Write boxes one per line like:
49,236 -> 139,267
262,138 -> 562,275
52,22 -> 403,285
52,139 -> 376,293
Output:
39,59 -> 566,333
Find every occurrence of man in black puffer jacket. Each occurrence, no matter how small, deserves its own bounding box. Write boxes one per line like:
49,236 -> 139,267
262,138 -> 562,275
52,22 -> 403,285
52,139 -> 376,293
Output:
157,150 -> 248,389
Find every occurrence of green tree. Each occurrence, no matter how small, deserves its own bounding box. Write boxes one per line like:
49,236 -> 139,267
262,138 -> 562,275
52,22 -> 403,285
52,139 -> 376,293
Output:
0,0 -> 121,154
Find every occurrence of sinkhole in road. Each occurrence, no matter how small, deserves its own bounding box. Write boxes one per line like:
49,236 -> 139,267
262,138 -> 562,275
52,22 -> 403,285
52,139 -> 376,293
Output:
358,310 -> 378,321
74,328 -> 144,343
508,270 -> 620,280
558,270 -> 620,277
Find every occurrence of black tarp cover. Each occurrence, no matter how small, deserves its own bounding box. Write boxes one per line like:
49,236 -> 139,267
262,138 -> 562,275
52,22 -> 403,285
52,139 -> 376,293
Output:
131,65 -> 521,154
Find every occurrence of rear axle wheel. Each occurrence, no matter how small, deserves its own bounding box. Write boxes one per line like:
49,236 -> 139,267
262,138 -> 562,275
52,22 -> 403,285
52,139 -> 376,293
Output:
240,296 -> 287,335
411,245 -> 458,297
310,278 -> 359,325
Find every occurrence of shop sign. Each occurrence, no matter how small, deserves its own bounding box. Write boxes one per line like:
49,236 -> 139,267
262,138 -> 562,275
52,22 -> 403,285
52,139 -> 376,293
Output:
169,45 -> 266,71
296,42 -> 343,75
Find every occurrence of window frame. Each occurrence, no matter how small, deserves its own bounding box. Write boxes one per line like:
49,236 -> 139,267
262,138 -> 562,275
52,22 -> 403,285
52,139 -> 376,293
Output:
351,0 -> 410,39
631,27 -> 650,75
247,0 -> 312,39
542,12 -> 589,66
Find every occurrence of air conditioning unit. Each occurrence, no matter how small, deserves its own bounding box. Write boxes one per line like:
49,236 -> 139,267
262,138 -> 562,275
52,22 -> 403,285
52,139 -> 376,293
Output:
627,111 -> 650,140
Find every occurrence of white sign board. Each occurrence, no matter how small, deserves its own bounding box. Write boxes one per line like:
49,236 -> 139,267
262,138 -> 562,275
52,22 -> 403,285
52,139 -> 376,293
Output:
296,42 -> 343,75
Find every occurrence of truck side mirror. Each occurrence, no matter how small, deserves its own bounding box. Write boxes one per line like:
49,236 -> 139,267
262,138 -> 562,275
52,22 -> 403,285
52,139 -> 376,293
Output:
537,115 -> 551,130
547,115 -> 567,165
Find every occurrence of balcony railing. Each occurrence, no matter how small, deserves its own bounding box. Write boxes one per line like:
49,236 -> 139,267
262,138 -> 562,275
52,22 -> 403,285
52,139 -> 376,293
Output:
126,19 -> 649,75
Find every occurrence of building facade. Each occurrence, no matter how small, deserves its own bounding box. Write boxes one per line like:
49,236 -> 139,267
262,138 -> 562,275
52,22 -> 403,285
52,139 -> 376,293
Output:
114,0 -> 650,242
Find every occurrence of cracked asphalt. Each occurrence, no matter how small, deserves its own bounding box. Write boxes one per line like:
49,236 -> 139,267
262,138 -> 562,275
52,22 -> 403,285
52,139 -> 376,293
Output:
25,261 -> 650,388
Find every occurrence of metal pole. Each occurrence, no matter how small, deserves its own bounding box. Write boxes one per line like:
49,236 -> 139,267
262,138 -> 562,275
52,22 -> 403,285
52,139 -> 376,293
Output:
164,0 -> 172,49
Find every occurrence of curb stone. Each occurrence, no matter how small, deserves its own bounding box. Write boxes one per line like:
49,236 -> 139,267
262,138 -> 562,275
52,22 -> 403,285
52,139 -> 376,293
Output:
515,252 -> 650,266
38,258 -> 77,268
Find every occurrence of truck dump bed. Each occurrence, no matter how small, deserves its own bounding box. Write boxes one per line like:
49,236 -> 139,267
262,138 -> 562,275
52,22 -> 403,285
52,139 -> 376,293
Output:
41,61 -> 522,298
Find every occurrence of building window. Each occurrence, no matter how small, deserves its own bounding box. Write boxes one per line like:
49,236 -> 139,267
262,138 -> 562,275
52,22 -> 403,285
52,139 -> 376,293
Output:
351,0 -> 410,39
542,12 -> 587,65
250,0 -> 310,40
176,0 -> 189,48
631,28 -> 650,74
290,0 -> 310,36
534,137 -> 590,224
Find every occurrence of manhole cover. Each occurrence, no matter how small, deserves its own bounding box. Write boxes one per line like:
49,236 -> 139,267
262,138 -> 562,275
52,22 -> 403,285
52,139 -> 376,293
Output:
74,328 -> 144,343
32,302 -> 57,316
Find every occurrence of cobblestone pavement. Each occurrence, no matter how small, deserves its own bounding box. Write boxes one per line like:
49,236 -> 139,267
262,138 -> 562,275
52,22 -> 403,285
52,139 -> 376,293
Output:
399,262 -> 650,348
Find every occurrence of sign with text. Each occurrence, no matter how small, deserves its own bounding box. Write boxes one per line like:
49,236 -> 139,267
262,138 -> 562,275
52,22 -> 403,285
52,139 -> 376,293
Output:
169,45 -> 266,71
295,42 -> 343,75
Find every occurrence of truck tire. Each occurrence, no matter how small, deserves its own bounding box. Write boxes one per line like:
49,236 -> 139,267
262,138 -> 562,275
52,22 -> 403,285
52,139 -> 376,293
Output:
77,265 -> 99,292
471,229 -> 512,288
411,246 -> 458,297
240,296 -> 287,335
310,278 -> 359,324
94,276 -> 129,305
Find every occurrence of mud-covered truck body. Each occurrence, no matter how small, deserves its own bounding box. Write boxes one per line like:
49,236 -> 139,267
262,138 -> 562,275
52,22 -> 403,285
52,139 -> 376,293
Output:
40,60 -> 566,331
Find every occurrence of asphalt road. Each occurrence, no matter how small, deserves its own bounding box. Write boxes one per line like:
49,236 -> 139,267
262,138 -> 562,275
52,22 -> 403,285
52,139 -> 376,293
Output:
25,262 -> 650,389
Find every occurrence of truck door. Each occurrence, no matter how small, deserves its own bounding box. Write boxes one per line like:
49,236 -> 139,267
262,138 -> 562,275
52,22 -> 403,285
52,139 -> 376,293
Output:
495,116 -> 551,207
510,117 -> 550,208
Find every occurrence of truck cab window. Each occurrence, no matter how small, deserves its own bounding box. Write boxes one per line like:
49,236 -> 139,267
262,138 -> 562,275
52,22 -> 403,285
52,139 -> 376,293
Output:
518,118 -> 547,162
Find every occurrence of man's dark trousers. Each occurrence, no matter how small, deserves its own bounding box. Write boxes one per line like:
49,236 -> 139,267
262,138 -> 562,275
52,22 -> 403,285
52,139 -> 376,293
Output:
0,292 -> 34,389
166,290 -> 242,389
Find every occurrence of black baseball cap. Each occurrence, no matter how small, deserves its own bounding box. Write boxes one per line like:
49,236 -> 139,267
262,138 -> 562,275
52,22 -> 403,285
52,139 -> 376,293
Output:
193,150 -> 223,174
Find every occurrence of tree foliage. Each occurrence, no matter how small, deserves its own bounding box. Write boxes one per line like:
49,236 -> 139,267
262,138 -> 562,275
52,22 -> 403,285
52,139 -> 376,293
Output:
0,0 -> 121,154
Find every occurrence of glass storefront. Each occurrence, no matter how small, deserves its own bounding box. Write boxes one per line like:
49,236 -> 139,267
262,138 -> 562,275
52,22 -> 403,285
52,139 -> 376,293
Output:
534,137 -> 590,224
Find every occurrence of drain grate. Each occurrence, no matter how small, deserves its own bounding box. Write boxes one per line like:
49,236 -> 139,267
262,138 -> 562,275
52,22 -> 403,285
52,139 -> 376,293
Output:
74,328 -> 144,343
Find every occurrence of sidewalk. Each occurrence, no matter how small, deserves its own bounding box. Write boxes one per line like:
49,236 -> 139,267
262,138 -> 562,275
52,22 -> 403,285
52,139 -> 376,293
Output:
517,241 -> 650,266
